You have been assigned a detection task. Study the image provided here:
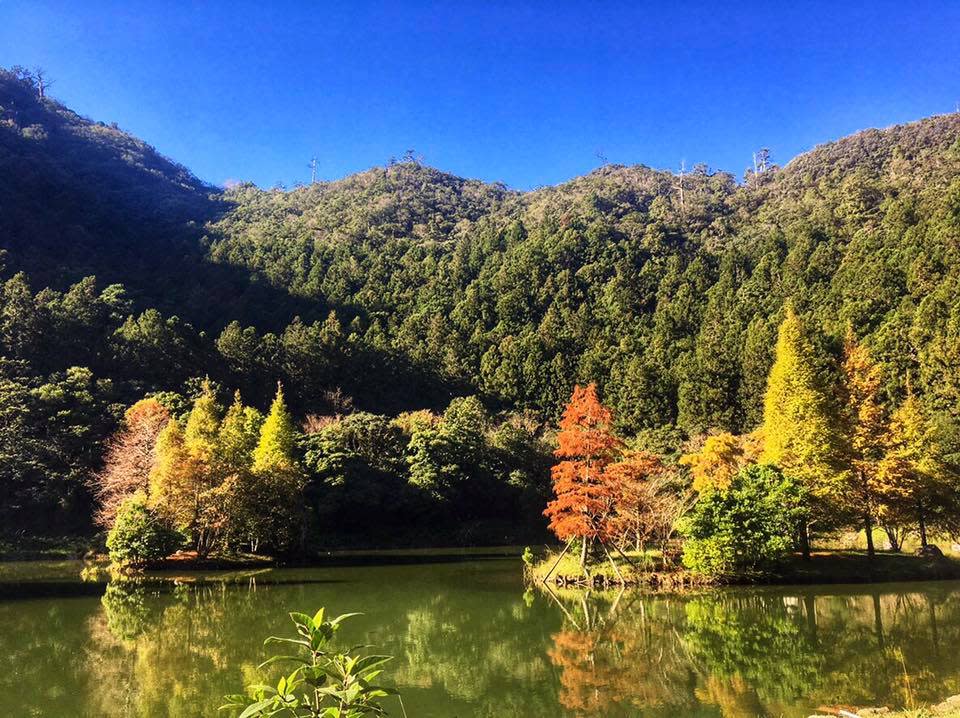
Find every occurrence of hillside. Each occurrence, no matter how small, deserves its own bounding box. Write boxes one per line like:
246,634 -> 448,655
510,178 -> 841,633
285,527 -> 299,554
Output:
3,65 -> 960,534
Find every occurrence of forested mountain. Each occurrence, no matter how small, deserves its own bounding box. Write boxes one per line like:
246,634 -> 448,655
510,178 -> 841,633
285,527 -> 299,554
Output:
3,64 -> 960,538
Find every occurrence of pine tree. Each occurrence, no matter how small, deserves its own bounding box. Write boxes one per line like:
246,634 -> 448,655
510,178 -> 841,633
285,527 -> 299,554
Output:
543,383 -> 621,572
216,390 -> 263,476
249,383 -> 304,553
184,378 -> 221,466
148,419 -> 193,530
253,383 -> 298,474
761,307 -> 840,557
839,331 -> 888,557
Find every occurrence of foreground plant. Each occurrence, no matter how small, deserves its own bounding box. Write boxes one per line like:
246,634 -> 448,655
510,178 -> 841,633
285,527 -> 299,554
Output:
221,608 -> 396,717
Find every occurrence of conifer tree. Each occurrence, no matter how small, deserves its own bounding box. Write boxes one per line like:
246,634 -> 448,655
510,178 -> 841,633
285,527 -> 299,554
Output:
248,383 -> 304,552
878,389 -> 956,547
544,383 -> 621,572
184,378 -> 221,466
216,390 -> 263,476
761,307 -> 839,558
606,450 -> 665,552
253,383 -> 298,474
148,419 -> 193,530
839,331 -> 888,557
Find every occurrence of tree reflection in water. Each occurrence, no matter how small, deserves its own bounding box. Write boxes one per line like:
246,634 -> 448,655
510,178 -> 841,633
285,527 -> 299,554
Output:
543,583 -> 960,718
1,564 -> 960,717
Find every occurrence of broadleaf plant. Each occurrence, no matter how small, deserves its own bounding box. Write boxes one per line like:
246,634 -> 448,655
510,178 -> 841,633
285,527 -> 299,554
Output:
221,609 -> 397,717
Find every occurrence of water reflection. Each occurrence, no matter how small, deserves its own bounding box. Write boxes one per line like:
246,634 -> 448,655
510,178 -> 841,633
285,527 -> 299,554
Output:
0,562 -> 959,717
541,584 -> 960,717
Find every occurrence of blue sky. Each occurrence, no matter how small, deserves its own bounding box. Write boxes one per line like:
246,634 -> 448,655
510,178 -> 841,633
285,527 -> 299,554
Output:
2,1 -> 959,190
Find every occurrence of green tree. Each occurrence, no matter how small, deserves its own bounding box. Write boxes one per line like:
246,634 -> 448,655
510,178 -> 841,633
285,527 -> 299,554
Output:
106,493 -> 183,566
680,464 -> 807,578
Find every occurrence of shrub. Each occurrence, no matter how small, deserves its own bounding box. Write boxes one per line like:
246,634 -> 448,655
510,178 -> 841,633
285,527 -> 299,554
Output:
221,608 -> 396,717
106,493 -> 183,565
679,464 -> 806,579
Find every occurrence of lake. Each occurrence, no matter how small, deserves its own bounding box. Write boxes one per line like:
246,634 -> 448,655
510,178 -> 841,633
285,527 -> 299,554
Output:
1,554 -> 959,717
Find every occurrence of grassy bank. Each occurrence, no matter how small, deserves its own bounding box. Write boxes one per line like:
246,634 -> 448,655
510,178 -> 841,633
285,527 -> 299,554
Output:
529,547 -> 960,589
775,550 -> 960,585
812,694 -> 960,717
527,546 -> 712,589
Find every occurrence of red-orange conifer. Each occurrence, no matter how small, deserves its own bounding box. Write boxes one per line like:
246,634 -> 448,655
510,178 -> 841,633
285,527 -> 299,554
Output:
544,384 -> 621,543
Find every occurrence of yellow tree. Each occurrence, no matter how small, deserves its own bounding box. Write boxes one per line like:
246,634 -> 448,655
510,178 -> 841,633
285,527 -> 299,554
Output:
248,383 -> 304,552
207,391 -> 265,551
253,383 -> 297,474
215,391 -> 263,477
878,389 -> 955,548
184,379 -> 221,468
680,431 -> 762,494
839,331 -> 888,557
761,306 -> 840,558
147,420 -> 193,530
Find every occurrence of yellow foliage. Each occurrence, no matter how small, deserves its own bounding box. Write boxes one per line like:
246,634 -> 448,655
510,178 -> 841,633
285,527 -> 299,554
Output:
680,431 -> 762,493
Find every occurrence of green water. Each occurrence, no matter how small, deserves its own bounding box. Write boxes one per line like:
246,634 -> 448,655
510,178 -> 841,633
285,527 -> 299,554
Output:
1,556 -> 959,717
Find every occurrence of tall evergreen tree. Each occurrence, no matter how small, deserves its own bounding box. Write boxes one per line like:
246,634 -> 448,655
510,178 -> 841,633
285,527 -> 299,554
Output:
148,419 -> 192,530
761,307 -> 840,557
216,390 -> 263,476
253,383 -> 298,474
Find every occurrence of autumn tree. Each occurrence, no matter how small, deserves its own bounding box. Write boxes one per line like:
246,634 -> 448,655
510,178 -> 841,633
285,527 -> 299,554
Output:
544,384 -> 621,572
92,398 -> 170,528
215,390 -> 263,477
208,391 -> 265,550
248,383 -> 304,552
606,451 -> 666,552
761,307 -> 840,558
680,431 -> 762,494
147,419 -> 192,530
839,331 -> 888,557
878,389 -> 958,548
253,383 -> 297,474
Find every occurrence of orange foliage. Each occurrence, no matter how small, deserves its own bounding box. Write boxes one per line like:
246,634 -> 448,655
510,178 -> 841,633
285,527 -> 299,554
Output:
544,384 -> 622,542
91,398 -> 171,527
606,451 -> 667,550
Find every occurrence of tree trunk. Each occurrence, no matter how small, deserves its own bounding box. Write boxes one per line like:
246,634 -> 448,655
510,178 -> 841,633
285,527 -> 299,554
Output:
864,512 -> 875,558
799,522 -> 811,561
918,505 -> 929,548
883,524 -> 902,552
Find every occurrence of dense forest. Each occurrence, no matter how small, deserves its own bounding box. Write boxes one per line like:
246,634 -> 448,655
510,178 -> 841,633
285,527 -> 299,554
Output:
3,65 -> 960,546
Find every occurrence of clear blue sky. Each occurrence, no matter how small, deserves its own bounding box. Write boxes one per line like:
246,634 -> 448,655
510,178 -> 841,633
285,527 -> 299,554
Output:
2,1 -> 959,190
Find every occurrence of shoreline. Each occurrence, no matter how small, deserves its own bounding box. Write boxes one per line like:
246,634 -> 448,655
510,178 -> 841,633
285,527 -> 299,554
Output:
529,549 -> 960,591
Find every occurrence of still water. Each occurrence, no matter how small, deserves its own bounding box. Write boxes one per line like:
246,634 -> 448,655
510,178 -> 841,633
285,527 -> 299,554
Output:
1,555 -> 959,717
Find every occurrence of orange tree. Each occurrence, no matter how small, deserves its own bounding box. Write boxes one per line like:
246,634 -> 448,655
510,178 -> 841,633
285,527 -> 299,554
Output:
544,384 -> 622,572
